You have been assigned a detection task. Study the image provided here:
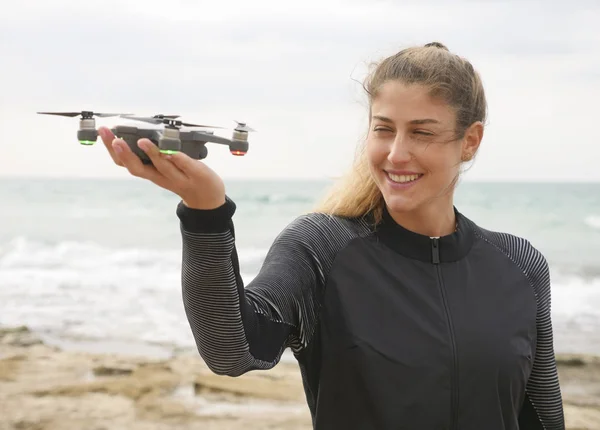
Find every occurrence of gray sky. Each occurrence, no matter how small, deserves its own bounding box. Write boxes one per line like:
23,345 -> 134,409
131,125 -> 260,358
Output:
1,0 -> 598,181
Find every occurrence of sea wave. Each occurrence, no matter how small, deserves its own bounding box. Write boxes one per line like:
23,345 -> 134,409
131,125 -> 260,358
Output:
585,215 -> 600,230
67,207 -> 158,219
0,237 -> 269,351
2,236 -> 599,285
231,193 -> 317,204
1,237 -> 600,355
0,237 -> 267,271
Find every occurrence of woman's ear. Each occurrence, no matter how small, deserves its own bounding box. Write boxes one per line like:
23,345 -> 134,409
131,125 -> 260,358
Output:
462,121 -> 484,160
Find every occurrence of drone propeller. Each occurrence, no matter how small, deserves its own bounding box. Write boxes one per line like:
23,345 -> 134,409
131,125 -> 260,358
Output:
179,120 -> 226,129
120,115 -> 173,125
234,120 -> 256,133
120,114 -> 181,123
38,111 -> 131,119
153,114 -> 180,119
121,114 -> 223,129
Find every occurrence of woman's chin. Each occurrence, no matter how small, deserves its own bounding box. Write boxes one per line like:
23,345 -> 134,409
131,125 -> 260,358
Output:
382,194 -> 419,215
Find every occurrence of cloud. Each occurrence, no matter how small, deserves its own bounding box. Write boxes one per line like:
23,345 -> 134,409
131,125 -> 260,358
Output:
1,0 -> 599,180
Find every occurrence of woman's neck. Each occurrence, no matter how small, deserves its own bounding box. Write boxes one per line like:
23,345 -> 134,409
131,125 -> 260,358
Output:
386,201 -> 457,238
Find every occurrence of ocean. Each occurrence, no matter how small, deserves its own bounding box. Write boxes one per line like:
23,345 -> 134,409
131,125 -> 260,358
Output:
1,177 -> 600,359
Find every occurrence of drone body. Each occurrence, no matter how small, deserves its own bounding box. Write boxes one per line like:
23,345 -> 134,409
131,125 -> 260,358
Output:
37,110 -> 254,164
111,124 -> 249,164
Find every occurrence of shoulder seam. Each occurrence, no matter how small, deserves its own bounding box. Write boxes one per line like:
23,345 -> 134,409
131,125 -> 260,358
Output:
291,214 -> 373,353
473,229 -> 549,429
473,230 -> 540,303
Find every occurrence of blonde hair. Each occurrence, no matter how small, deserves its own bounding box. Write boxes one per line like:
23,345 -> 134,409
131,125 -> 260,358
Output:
315,42 -> 488,224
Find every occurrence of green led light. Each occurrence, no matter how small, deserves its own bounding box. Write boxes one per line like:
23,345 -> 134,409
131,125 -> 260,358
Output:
160,149 -> 179,154
79,140 -> 95,145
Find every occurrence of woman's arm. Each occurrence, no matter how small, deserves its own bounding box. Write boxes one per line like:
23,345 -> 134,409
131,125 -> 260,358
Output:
518,247 -> 565,430
176,197 -> 328,376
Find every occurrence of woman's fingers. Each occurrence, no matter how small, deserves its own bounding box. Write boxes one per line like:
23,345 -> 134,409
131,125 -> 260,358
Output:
97,125 -> 195,198
137,139 -> 188,183
99,126 -> 190,183
111,139 -> 170,187
98,126 -> 122,166
167,150 -> 226,209
98,127 -> 208,199
167,150 -> 204,177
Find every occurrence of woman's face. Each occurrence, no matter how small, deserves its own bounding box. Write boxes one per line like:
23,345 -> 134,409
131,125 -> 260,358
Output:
366,80 -> 482,216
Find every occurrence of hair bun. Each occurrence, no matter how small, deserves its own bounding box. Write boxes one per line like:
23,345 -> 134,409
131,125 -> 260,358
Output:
424,42 -> 449,51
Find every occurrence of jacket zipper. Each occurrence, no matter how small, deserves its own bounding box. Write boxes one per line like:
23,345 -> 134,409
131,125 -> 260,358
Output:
431,237 -> 459,429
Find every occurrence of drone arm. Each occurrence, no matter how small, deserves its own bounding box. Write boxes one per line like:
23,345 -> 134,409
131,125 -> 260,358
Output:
177,198 -> 320,376
192,132 -> 232,147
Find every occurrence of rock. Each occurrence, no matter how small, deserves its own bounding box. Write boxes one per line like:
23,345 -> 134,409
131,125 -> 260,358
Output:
559,357 -> 588,367
12,418 -> 48,430
31,362 -> 181,401
0,353 -> 26,381
0,326 -> 43,347
0,326 -> 598,430
93,365 -> 134,377
557,353 -> 600,367
564,404 -> 600,430
193,369 -> 305,402
0,326 -> 30,334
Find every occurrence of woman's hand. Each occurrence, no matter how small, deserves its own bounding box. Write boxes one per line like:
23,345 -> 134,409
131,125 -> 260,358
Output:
98,126 -> 226,210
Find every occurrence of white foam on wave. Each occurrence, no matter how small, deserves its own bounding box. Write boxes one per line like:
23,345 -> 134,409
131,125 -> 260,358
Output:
67,206 -> 157,219
0,237 -> 266,271
0,237 -> 268,352
585,215 -> 600,230
551,272 -> 600,320
0,236 -> 180,270
545,270 -> 600,354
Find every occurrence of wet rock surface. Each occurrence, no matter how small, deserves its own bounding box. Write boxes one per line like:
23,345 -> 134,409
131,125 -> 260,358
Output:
1,326 -> 599,429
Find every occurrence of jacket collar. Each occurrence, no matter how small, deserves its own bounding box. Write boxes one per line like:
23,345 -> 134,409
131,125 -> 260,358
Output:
375,205 -> 475,263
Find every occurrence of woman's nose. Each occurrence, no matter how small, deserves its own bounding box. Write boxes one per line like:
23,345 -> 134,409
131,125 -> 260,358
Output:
387,134 -> 413,164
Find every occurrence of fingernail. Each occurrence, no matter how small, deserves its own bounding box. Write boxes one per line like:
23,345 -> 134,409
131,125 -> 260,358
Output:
112,141 -> 122,153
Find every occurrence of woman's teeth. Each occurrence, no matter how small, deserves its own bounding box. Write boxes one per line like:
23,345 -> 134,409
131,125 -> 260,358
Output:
387,173 -> 421,183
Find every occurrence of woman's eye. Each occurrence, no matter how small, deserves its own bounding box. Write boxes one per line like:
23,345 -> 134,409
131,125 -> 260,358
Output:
414,130 -> 433,136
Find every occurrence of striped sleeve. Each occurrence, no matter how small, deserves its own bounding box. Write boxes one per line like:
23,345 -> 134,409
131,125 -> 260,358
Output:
176,197 -> 367,377
480,231 -> 566,430
520,242 -> 565,430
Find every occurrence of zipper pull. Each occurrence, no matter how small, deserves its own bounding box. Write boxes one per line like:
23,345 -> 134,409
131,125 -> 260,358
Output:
431,238 -> 440,264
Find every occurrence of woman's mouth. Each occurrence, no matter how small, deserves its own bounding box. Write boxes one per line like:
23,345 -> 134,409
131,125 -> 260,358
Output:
384,171 -> 424,189
386,172 -> 423,184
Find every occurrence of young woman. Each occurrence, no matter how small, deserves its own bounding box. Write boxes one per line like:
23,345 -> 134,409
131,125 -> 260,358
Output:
100,42 -> 565,429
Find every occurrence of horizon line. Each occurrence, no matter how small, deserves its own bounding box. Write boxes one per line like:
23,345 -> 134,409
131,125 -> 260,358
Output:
0,175 -> 599,184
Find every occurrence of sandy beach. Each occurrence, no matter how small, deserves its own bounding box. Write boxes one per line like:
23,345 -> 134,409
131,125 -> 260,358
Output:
1,326 -> 599,430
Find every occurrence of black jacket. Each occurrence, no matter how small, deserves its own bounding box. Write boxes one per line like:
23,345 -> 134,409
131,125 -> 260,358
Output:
176,197 -> 565,430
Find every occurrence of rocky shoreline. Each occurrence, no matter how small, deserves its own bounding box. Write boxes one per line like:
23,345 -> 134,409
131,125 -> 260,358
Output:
1,326 -> 599,429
